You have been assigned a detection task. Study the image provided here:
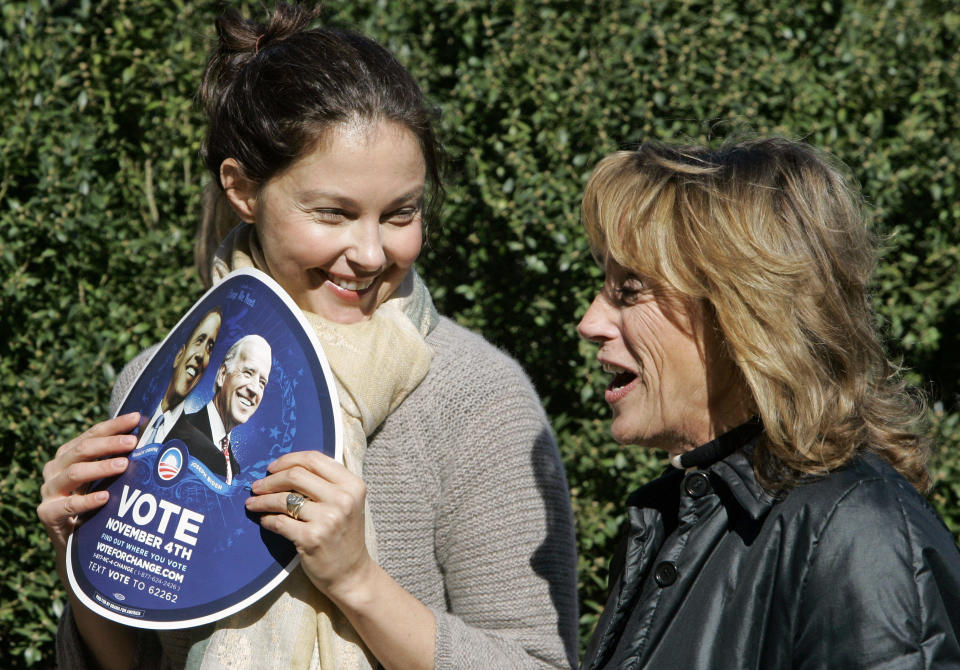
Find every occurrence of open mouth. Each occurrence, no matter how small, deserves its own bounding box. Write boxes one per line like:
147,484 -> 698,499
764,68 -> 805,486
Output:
325,273 -> 375,292
609,371 -> 637,390
602,362 -> 639,402
603,362 -> 637,388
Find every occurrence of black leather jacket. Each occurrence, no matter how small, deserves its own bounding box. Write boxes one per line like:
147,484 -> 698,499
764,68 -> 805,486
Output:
581,427 -> 960,670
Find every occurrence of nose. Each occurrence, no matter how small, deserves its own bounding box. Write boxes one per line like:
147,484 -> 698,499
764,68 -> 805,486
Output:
577,293 -> 618,343
241,376 -> 260,395
346,220 -> 387,270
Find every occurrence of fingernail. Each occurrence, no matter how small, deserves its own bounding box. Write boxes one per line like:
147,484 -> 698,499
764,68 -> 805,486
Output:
94,491 -> 109,503
113,457 -> 128,470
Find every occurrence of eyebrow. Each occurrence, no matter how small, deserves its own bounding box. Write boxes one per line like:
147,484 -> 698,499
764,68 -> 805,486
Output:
297,187 -> 425,210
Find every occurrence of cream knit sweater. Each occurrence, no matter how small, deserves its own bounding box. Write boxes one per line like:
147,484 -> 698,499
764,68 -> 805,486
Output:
58,316 -> 579,670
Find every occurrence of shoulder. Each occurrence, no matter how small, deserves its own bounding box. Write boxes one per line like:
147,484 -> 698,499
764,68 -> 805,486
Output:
166,409 -> 208,443
415,317 -> 553,449
773,452 -> 960,605
181,408 -> 210,432
777,453 -> 950,542
368,317 -> 565,517
781,455 -> 960,664
109,345 -> 161,416
427,316 -> 533,379
406,316 -> 560,476
424,316 -> 544,408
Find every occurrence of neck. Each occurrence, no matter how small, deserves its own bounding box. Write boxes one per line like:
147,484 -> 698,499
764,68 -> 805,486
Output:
667,396 -> 757,459
160,387 -> 180,413
214,397 -> 237,435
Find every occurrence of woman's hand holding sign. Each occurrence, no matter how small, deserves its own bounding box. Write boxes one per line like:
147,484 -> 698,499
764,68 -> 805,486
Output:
246,451 -> 436,670
245,451 -> 371,599
38,412 -> 139,556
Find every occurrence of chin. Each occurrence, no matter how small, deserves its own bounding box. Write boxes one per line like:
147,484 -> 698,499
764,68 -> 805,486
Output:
610,418 -> 669,449
325,307 -> 372,324
609,409 -> 642,444
609,422 -> 640,446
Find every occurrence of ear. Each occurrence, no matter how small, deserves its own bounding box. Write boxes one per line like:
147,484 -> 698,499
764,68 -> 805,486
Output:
215,363 -> 227,391
172,344 -> 185,369
220,158 -> 258,223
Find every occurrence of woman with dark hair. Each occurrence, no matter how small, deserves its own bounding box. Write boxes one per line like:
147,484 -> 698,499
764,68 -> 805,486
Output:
38,4 -> 577,670
576,138 -> 960,669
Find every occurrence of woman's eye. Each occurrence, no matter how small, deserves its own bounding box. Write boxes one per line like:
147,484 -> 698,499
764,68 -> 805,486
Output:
384,207 -> 420,225
313,209 -> 347,224
613,278 -> 644,303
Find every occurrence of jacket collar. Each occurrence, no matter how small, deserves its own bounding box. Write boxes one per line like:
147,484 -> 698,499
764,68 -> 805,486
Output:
670,418 -> 775,520
670,416 -> 763,469
711,447 -> 777,520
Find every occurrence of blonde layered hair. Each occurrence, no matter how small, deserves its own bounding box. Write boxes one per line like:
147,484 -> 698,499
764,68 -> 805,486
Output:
581,137 -> 929,492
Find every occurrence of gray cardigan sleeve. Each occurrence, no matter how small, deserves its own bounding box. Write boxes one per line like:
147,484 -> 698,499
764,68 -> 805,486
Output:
109,346 -> 157,416
415,325 -> 579,670
431,403 -> 578,670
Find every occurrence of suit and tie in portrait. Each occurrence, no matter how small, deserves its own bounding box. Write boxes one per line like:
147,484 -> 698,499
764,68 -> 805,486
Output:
165,404 -> 241,483
164,334 -> 272,485
138,307 -> 223,448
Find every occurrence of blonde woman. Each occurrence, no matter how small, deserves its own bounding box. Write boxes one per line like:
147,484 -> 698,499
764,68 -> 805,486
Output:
577,138 -> 960,669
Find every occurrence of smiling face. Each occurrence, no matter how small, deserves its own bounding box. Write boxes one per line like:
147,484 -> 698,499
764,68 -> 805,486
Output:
222,120 -> 425,324
164,309 -> 222,411
577,258 -> 744,455
214,339 -> 272,433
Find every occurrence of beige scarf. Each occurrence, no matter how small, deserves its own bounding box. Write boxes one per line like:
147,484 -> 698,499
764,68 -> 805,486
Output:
175,224 -> 437,670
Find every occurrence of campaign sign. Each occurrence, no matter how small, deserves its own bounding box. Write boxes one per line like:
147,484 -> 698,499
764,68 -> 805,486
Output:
66,268 -> 342,629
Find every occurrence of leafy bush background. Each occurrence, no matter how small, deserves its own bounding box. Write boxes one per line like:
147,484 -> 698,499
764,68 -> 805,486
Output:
2,0 -> 958,666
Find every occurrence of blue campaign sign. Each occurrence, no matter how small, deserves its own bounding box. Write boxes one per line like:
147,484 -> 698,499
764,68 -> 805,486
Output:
66,268 -> 342,629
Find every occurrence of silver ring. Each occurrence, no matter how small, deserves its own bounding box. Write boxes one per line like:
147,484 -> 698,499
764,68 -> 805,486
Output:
285,492 -> 305,520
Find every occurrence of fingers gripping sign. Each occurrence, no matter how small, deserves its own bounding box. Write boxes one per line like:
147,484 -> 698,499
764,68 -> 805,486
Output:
245,450 -> 373,599
37,412 -> 141,555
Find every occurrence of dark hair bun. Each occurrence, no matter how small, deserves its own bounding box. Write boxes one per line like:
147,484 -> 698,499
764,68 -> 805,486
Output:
200,3 -> 320,118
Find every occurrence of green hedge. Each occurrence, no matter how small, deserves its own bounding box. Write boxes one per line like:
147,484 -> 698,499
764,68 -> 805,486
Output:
2,1 -> 958,666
